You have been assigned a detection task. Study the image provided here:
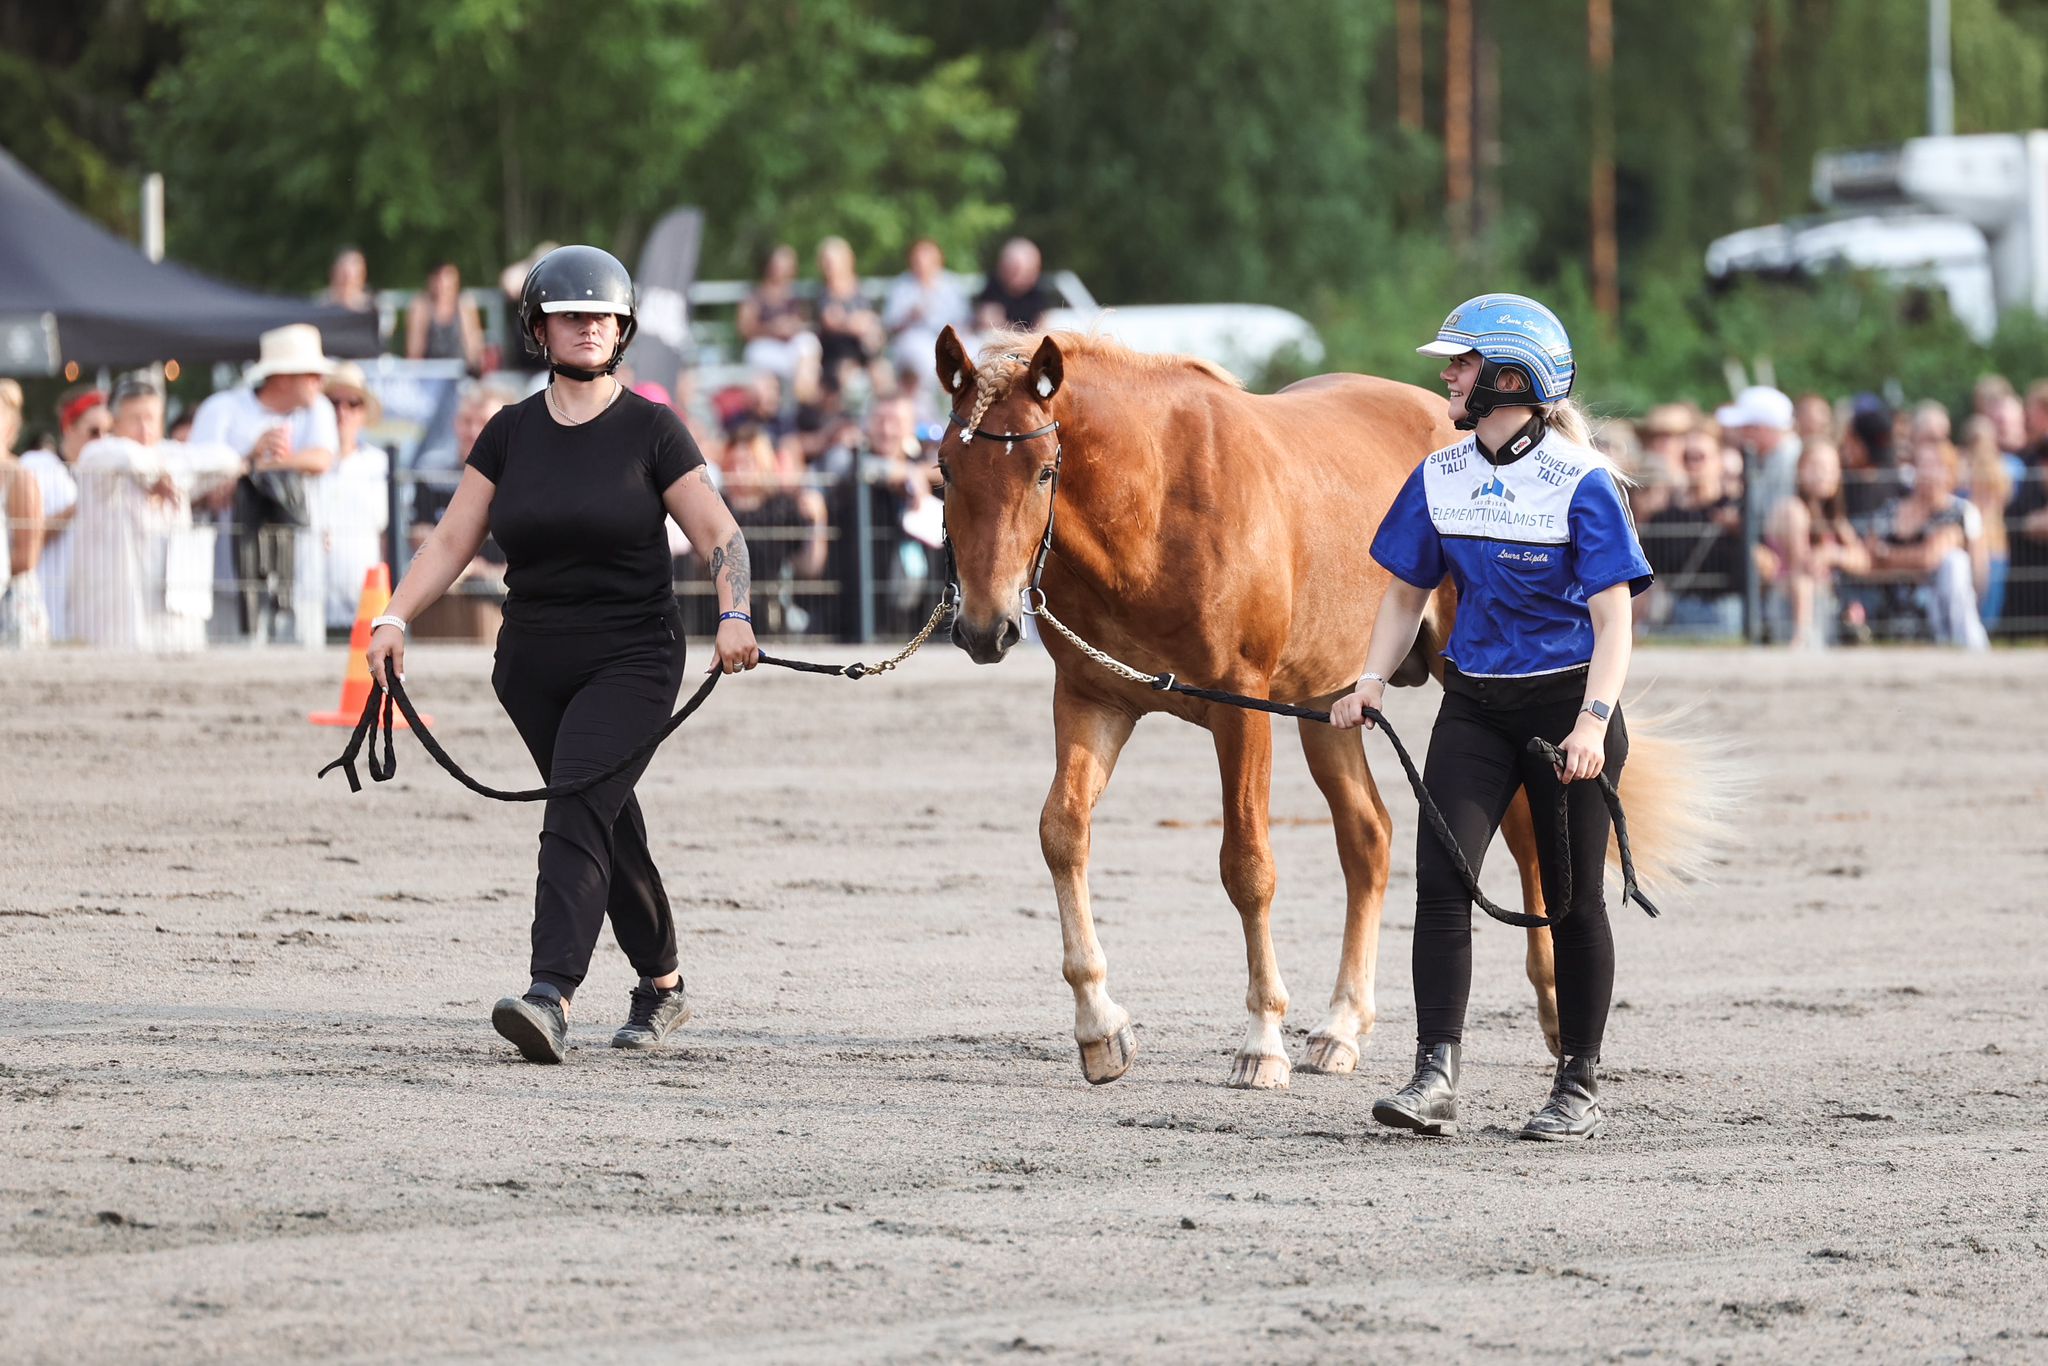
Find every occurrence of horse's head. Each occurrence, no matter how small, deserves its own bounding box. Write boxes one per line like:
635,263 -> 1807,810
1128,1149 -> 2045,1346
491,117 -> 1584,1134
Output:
934,326 -> 1065,664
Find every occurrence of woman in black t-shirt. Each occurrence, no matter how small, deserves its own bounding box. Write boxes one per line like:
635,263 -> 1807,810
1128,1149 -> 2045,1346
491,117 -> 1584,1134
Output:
368,246 -> 759,1064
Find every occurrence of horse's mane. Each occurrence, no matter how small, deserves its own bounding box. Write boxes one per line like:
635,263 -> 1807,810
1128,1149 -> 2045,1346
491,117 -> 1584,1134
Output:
964,329 -> 1242,435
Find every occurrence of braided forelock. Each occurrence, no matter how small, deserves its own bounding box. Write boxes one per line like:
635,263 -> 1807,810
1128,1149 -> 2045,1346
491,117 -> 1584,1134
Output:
960,352 -> 1031,443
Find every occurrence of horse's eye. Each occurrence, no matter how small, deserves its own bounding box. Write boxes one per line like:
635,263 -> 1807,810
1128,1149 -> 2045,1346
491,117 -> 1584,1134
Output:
1037,466 -> 1055,486
937,460 -> 952,484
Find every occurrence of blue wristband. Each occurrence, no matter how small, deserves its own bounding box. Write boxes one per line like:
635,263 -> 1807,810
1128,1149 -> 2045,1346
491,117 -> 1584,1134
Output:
719,610 -> 752,624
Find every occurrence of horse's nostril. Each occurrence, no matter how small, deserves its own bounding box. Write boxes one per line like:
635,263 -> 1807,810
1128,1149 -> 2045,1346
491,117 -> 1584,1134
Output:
999,618 -> 1022,651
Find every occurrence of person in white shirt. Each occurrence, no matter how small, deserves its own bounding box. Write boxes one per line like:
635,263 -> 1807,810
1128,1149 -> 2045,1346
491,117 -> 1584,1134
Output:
20,389 -> 105,641
70,379 -> 241,651
882,238 -> 968,379
317,362 -> 392,629
188,324 -> 339,644
0,378 -> 47,646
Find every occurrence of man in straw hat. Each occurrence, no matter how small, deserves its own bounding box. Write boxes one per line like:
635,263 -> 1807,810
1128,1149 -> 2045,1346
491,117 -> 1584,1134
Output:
189,323 -> 340,643
318,361 -> 391,632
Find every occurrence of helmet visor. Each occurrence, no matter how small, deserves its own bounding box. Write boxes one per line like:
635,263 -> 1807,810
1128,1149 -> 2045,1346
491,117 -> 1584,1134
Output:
538,299 -> 632,315
1416,340 -> 1478,358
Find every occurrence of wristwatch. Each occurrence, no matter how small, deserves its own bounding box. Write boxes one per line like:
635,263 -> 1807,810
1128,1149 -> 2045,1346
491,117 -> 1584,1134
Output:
1581,699 -> 1612,723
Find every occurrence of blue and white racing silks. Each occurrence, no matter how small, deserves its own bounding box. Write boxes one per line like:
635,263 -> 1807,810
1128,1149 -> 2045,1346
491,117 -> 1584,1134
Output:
1370,430 -> 1653,678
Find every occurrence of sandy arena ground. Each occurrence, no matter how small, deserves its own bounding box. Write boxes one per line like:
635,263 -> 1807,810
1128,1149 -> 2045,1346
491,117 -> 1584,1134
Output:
2,642 -> 2045,1363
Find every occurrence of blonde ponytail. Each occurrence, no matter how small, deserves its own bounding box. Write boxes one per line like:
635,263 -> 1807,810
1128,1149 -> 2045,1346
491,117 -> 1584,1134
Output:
1541,396 -> 1592,446
1541,396 -> 1636,486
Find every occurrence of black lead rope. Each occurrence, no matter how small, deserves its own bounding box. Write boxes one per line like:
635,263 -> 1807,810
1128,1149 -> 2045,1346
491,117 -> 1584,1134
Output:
752,651 -> 873,679
315,647 -> 874,799
320,656 -> 1658,929
1150,676 -> 1660,929
318,668 -> 724,801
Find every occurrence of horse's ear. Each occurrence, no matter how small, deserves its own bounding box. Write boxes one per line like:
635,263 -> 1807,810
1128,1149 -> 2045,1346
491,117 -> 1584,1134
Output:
935,326 -> 976,397
1027,335 -> 1063,402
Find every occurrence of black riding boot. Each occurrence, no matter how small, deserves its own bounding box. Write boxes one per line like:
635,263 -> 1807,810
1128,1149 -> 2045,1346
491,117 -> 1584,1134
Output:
1518,1053 -> 1603,1141
1371,1042 -> 1461,1136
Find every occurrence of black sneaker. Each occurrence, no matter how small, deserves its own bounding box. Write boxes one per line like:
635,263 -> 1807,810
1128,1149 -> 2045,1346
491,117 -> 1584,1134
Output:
611,980 -> 691,1050
492,992 -> 568,1063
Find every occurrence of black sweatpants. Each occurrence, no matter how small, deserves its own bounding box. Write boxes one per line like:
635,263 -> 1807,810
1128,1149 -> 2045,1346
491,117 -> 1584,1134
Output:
491,607 -> 688,998
1412,668 -> 1627,1058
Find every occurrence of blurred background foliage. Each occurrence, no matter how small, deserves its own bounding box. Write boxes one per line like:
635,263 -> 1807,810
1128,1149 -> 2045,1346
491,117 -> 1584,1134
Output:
6,0 -> 2048,407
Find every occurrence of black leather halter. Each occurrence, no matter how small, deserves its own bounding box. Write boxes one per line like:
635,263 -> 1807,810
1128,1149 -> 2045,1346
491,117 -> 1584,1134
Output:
945,410 -> 1065,608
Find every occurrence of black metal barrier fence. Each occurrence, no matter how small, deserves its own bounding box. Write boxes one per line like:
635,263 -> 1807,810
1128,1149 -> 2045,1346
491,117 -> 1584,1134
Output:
390,462 -> 948,645
2,462 -> 2040,649
1636,465 -> 2046,646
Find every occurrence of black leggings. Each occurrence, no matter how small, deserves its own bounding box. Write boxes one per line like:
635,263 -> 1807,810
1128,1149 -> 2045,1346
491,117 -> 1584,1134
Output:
1412,674 -> 1627,1058
491,609 -> 688,998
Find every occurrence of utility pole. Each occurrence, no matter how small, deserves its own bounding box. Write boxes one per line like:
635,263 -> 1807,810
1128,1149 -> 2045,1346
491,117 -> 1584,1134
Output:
1754,0 -> 1781,218
1588,0 -> 1619,322
1446,0 -> 1473,242
141,173 -> 164,263
1928,0 -> 1954,137
1396,0 -> 1423,133
1476,2 -> 1502,240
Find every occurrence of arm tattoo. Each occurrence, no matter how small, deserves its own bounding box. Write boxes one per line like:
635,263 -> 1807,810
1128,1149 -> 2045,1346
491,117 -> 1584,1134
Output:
709,529 -> 751,612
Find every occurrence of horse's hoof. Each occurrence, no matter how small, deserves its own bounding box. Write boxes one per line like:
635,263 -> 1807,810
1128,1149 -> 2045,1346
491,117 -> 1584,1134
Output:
1078,1024 -> 1137,1085
1298,1032 -> 1360,1074
1228,1051 -> 1291,1090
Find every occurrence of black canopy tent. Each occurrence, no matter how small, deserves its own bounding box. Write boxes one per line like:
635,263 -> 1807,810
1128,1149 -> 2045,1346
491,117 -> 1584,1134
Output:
0,144 -> 379,375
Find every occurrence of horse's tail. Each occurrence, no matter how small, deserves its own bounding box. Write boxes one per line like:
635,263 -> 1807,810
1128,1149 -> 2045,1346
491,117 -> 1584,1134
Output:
1608,702 -> 1743,892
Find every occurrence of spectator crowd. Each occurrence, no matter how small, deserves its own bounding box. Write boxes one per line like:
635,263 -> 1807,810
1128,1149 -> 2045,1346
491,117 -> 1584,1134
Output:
1613,375 -> 2048,649
4,226 -> 2046,652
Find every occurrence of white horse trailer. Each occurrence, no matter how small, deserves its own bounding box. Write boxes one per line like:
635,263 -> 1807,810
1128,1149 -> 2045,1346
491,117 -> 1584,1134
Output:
1708,131 -> 2048,342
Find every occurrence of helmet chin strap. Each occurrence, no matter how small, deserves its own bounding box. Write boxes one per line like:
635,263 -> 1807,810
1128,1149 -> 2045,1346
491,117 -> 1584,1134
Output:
549,358 -> 616,382
1454,357 -> 1538,431
539,337 -> 626,383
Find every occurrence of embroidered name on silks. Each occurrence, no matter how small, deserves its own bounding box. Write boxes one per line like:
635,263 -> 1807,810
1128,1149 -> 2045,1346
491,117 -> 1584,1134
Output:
1496,546 -> 1554,564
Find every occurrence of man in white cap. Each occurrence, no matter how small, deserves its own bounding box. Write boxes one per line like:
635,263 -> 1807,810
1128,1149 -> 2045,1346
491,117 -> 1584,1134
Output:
189,324 -> 339,643
1715,384 -> 1800,520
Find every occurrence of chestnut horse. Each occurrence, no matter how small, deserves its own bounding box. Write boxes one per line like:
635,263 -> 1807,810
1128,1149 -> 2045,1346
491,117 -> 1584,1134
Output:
933,326 -> 1572,1090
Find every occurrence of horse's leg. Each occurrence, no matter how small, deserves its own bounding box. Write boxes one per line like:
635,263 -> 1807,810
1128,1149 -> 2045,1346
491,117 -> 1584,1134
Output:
1501,789 -> 1561,1058
1041,684 -> 1140,1084
1294,719 -> 1394,1075
1212,708 -> 1291,1090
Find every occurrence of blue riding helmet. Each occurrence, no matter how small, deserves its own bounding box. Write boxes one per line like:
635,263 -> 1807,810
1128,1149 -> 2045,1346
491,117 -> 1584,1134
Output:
1417,293 -> 1575,430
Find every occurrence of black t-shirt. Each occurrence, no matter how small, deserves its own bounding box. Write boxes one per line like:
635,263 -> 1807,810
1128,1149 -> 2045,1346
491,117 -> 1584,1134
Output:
466,389 -> 705,632
973,280 -> 1054,329
1642,496 -> 1744,599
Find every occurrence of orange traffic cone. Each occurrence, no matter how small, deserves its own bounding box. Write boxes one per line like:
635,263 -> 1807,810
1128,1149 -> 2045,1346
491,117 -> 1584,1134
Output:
309,565 -> 429,728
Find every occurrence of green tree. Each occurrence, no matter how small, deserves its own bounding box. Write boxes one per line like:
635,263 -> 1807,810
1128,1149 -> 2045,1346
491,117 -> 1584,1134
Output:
998,0 -> 1387,305
140,0 -> 1013,291
0,0 -> 175,235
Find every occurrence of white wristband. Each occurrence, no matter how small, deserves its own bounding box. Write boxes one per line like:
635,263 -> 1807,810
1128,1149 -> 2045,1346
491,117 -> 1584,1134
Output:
370,614 -> 408,634
1359,672 -> 1388,688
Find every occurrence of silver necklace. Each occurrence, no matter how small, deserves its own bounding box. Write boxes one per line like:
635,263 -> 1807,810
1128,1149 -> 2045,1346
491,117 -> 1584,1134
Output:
548,377 -> 619,426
